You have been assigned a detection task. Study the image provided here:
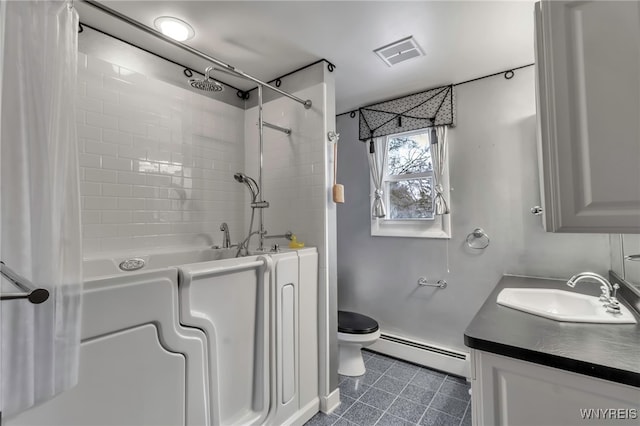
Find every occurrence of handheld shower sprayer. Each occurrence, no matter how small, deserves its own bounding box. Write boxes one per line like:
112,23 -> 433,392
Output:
233,171 -> 268,257
233,172 -> 259,202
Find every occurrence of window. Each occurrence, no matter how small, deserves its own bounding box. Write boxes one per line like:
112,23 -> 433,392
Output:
386,131 -> 434,220
371,129 -> 450,238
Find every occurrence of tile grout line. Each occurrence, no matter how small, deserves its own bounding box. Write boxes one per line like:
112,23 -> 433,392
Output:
333,353 -> 470,426
353,356 -> 399,425
416,374 -> 447,425
457,399 -> 471,426
438,376 -> 473,404
331,355 -> 395,425
372,359 -> 421,426
336,355 -> 406,426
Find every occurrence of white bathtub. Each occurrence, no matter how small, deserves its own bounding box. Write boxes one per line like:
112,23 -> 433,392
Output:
8,246 -> 319,426
83,246 -> 238,278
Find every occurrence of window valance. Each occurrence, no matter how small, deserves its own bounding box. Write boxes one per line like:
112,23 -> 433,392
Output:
359,85 -> 456,141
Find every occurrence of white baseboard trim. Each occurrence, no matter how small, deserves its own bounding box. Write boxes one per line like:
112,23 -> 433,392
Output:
369,332 -> 471,379
288,397 -> 319,426
319,387 -> 341,414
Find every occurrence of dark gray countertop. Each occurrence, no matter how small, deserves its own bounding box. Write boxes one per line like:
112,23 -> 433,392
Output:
464,275 -> 640,388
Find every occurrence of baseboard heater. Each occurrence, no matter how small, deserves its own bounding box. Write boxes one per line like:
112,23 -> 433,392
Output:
380,334 -> 467,359
369,332 -> 470,378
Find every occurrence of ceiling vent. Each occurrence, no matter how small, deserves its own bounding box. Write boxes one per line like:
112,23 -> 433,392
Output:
374,36 -> 424,67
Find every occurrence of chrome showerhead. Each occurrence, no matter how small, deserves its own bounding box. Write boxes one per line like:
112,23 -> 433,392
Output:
234,172 -> 259,201
189,78 -> 224,92
188,66 -> 224,92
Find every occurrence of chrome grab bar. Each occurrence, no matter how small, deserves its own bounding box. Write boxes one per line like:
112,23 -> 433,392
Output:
263,231 -> 293,240
417,277 -> 448,289
181,256 -> 271,280
0,261 -> 49,304
260,121 -> 291,135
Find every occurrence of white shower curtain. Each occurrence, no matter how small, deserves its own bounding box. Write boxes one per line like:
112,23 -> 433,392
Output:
0,0 -> 82,419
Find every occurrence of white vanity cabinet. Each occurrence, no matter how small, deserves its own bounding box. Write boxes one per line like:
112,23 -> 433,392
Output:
535,0 -> 640,233
470,350 -> 640,426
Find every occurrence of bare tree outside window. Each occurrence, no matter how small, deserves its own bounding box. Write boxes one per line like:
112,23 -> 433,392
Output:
385,132 -> 435,220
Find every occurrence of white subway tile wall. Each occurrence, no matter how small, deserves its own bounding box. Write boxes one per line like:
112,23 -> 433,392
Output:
77,52 -> 246,255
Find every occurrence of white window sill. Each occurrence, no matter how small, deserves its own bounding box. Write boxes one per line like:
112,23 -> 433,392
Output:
371,215 -> 451,239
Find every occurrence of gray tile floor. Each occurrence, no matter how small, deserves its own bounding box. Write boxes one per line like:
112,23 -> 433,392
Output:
305,350 -> 471,426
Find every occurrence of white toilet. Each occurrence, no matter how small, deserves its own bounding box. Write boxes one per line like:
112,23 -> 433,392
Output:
337,311 -> 380,376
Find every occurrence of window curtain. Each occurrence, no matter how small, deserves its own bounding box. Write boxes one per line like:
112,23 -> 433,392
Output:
431,126 -> 450,214
368,137 -> 388,218
358,85 -> 455,141
1,0 -> 83,419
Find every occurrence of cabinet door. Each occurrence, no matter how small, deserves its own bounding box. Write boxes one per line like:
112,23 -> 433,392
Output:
471,350 -> 640,426
536,0 -> 640,233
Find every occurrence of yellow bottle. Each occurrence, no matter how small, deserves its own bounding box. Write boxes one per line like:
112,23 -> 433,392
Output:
288,235 -> 305,249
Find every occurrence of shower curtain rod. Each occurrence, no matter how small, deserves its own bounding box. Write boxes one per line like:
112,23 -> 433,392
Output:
80,0 -> 312,109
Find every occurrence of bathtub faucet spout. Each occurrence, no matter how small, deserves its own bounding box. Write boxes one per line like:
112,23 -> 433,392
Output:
220,223 -> 231,248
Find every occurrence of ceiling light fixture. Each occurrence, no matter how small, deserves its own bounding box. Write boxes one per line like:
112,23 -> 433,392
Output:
153,16 -> 195,42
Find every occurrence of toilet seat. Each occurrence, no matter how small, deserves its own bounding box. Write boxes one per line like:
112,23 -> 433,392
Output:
337,330 -> 381,343
338,311 -> 379,334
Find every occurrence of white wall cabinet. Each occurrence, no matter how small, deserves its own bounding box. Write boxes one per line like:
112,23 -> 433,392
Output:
470,350 -> 640,426
535,0 -> 640,233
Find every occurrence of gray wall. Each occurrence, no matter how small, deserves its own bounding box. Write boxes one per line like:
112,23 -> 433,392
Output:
336,66 -> 611,353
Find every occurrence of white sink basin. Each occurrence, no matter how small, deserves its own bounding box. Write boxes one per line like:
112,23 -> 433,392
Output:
496,288 -> 638,324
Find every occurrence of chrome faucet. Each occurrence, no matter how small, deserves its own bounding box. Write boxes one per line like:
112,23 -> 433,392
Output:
220,223 -> 231,248
566,272 -> 621,314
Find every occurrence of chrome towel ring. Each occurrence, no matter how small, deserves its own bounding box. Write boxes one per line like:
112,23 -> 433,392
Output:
466,228 -> 490,250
